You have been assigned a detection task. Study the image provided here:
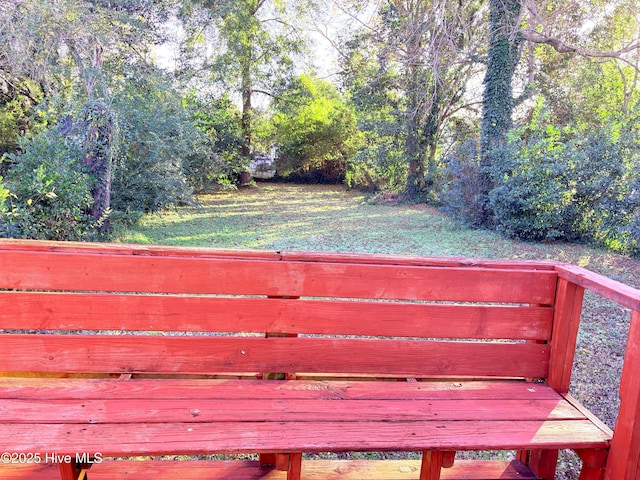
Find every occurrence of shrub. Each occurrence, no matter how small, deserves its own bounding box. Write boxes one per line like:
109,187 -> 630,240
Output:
441,139 -> 486,227
489,128 -> 578,241
0,130 -> 95,240
488,120 -> 640,251
110,73 -> 200,216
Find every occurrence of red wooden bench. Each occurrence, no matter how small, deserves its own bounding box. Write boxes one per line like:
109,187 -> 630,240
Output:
0,239 -> 638,480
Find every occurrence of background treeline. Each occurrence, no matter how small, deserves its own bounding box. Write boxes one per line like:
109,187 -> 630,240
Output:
1,0 -> 639,254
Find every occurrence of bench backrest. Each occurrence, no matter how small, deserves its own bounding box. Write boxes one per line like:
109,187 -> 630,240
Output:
0,241 -> 562,381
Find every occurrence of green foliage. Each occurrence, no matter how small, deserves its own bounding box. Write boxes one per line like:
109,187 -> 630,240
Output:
441,139 -> 485,227
272,74 -> 360,182
109,72 -> 204,217
479,0 -> 523,223
489,102 -> 640,253
0,130 -> 95,240
81,100 -> 118,224
341,31 -> 406,191
189,93 -> 245,190
0,79 -> 43,155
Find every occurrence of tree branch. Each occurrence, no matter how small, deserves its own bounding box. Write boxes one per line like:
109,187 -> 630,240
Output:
523,30 -> 640,70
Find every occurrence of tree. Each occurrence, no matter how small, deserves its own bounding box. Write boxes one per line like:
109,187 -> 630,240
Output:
271,73 -> 359,182
337,0 -> 485,200
479,0 -> 640,224
179,0 -> 307,167
479,0 -> 522,223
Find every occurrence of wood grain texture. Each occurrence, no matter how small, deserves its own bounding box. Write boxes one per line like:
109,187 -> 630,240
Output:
0,397 -> 585,424
0,292 -> 553,340
0,250 -> 557,303
556,264 -> 640,312
547,278 -> 585,393
605,311 -> 640,480
0,378 -> 565,401
0,420 -> 610,456
0,335 -> 550,378
0,459 -> 539,480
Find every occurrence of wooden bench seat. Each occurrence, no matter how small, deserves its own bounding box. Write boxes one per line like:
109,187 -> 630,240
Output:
0,378 -> 611,456
1,239 -> 639,480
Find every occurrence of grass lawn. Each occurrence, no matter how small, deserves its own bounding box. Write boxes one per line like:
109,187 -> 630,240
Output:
117,182 -> 640,479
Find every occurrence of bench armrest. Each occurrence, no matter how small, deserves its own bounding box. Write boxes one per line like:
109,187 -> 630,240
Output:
555,264 -> 640,479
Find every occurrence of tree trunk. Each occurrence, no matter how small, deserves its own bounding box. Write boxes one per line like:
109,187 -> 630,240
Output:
479,0 -> 523,224
241,61 -> 252,164
82,100 -> 116,231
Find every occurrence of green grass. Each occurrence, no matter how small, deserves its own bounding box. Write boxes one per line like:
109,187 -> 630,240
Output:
117,182 -> 640,479
118,183 -> 637,269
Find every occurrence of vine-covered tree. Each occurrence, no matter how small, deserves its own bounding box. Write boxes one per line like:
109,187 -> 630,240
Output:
479,0 -> 640,225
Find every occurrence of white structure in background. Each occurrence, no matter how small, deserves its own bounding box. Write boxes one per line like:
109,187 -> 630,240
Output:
250,146 -> 277,179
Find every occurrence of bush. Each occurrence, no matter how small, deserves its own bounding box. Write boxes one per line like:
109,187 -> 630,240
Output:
188,93 -> 245,191
0,130 -> 95,240
441,139 -> 486,227
489,127 -> 577,241
110,73 -> 202,216
488,120 -> 640,251
272,74 -> 360,183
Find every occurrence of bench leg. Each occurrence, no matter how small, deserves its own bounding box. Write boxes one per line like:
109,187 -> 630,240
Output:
517,449 -> 558,479
287,452 -> 302,480
420,451 -> 444,480
59,461 -> 88,480
576,449 -> 607,480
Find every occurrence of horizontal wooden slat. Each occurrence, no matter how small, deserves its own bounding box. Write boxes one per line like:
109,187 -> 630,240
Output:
0,420 -> 610,456
0,397 -> 584,424
0,238 -> 282,260
280,249 -> 557,270
0,238 -> 557,270
0,459 -> 539,480
0,292 -> 553,340
0,250 -> 557,303
0,336 -> 550,378
0,378 -> 564,401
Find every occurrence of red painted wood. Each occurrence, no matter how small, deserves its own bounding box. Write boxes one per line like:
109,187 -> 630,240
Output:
0,397 -> 585,424
0,378 -> 564,401
442,451 -> 456,468
259,453 -> 276,466
287,452 -> 302,480
0,238 -> 556,271
0,459 -> 539,480
0,335 -> 550,378
0,420 -> 610,456
556,264 -> 640,312
59,461 -> 82,480
0,292 -> 553,340
605,311 -> 640,480
0,238 -> 282,260
420,451 -> 443,480
547,278 -> 585,393
280,249 -> 557,271
524,449 -> 558,480
0,250 -> 557,303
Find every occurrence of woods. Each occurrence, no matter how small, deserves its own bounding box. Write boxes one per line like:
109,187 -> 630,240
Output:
1,0 -> 639,253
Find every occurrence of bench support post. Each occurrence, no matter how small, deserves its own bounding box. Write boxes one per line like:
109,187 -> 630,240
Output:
518,278 -> 585,479
420,451 -> 443,480
287,452 -> 302,480
605,310 -> 640,480
59,461 -> 88,480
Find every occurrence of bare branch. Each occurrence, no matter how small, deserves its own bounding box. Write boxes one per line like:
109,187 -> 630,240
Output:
523,30 -> 640,70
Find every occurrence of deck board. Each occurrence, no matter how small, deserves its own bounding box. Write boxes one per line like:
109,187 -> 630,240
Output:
0,460 -> 538,480
0,379 -> 611,457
